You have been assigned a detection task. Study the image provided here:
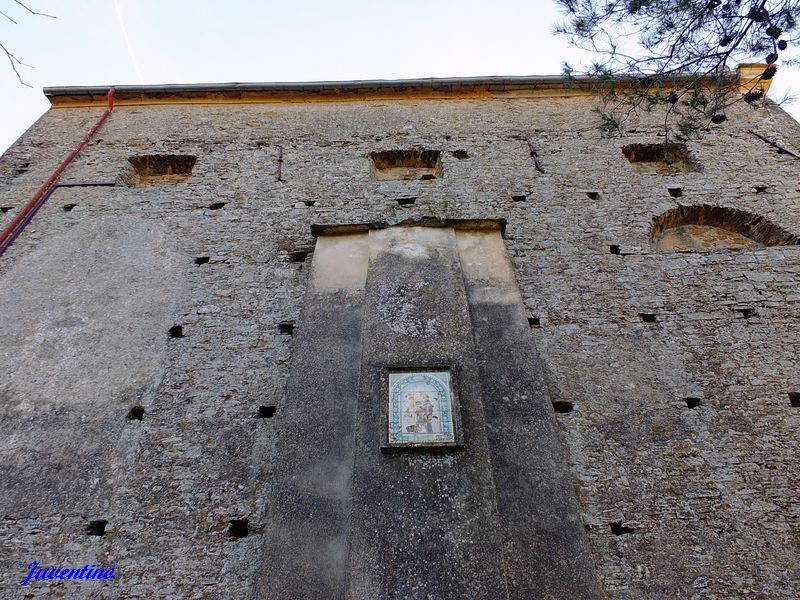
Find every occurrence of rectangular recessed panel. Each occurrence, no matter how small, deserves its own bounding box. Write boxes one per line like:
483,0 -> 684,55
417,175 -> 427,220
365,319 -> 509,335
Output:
370,150 -> 442,180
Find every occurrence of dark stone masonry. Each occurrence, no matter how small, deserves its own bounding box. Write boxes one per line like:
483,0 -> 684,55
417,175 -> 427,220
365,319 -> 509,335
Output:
0,69 -> 798,598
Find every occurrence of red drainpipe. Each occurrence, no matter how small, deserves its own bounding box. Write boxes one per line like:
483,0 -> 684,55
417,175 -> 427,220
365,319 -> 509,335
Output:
0,87 -> 116,257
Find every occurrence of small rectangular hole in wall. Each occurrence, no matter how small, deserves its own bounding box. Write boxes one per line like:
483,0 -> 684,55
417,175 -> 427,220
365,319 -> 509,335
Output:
396,197 -> 416,206
86,520 -> 108,536
450,150 -> 469,159
668,187 -> 683,198
511,195 -> 527,202
123,154 -> 197,186
789,393 -> 800,407
209,202 -> 227,210
370,150 -> 442,181
16,162 -> 30,174
737,307 -> 756,319
609,521 -> 635,536
169,325 -> 184,338
552,400 -> 573,413
195,256 -> 210,265
684,397 -> 701,409
127,405 -> 145,420
754,185 -> 768,193
609,245 -> 621,255
585,191 -> 599,200
256,406 -> 277,418
279,321 -> 294,335
639,313 -> 657,323
1,206 -> 13,213
228,519 -> 249,538
303,200 -> 316,207
528,316 -> 541,328
62,203 -> 77,212
291,250 -> 309,263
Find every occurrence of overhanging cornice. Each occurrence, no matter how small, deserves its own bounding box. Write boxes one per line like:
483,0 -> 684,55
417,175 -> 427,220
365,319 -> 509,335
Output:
43,64 -> 771,108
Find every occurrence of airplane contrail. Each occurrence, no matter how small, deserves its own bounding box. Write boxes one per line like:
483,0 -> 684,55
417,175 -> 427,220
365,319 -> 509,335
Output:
114,0 -> 144,84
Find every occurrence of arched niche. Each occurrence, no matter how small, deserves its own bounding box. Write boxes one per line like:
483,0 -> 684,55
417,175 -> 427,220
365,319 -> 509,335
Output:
649,204 -> 800,252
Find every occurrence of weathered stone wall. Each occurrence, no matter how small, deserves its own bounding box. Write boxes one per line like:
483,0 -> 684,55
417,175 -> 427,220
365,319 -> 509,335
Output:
0,90 -> 798,598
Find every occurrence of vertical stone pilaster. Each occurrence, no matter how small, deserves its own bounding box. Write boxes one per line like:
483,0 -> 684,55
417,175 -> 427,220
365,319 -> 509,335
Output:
346,226 -> 508,599
258,233 -> 369,599
456,230 -> 604,599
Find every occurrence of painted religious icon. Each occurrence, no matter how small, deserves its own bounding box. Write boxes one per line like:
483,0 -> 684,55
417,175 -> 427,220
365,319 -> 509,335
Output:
388,371 -> 455,445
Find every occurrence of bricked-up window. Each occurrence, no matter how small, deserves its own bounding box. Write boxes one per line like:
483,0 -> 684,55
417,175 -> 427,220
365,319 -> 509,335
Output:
650,205 -> 800,252
370,150 -> 442,181
621,143 -> 699,174
123,155 -> 197,186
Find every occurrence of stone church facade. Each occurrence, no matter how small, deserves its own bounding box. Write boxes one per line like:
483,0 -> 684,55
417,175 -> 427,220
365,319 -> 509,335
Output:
0,66 -> 798,598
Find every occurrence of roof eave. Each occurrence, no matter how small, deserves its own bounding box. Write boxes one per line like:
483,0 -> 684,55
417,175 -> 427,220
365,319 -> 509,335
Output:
42,65 -> 771,108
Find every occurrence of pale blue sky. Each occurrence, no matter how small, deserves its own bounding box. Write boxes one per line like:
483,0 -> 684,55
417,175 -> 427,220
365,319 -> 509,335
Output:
1,0 -> 798,153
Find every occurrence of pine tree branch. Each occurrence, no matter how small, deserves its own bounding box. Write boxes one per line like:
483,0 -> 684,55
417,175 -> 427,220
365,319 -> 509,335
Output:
0,41 -> 32,87
11,0 -> 54,19
1,1 -> 58,85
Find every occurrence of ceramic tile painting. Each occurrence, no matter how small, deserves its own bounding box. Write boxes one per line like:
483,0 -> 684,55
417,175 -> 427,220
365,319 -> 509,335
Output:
388,371 -> 455,446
